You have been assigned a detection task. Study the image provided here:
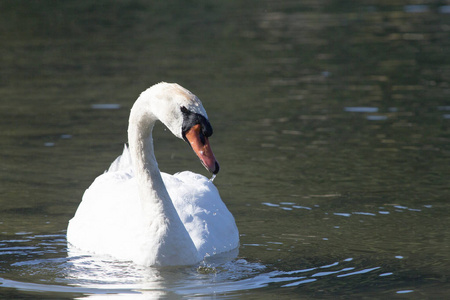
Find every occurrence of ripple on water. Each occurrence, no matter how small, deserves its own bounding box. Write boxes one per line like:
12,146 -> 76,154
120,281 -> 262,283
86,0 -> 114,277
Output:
260,201 -> 430,218
344,107 -> 379,113
0,233 -> 395,298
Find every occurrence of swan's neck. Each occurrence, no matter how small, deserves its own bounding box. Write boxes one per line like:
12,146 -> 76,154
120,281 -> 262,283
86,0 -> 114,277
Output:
128,111 -> 167,209
127,99 -> 199,266
128,120 -> 166,212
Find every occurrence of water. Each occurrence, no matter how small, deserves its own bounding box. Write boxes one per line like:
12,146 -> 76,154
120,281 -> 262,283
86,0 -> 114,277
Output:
0,232 -> 433,298
1,0 -> 449,298
209,174 -> 217,182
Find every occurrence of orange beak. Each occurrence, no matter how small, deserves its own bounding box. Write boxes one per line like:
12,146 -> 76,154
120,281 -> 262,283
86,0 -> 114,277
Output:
184,124 -> 220,174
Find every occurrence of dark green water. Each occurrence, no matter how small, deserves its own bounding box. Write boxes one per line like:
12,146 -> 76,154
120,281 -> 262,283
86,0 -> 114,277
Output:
1,1 -> 449,298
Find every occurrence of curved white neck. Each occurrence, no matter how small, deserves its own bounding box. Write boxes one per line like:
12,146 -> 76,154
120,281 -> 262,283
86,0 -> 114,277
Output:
127,98 -> 199,266
128,107 -> 167,209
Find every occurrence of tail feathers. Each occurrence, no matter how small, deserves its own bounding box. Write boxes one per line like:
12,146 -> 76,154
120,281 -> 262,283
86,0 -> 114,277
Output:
107,144 -> 133,173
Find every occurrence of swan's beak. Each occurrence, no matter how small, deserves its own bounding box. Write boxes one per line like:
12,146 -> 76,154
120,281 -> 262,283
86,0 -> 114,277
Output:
185,124 -> 220,174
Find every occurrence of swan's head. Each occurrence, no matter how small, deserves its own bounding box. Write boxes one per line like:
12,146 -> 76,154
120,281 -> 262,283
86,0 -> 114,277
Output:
142,82 -> 220,174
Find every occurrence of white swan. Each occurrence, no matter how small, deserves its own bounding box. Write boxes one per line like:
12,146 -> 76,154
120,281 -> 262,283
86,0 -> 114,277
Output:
67,82 -> 239,266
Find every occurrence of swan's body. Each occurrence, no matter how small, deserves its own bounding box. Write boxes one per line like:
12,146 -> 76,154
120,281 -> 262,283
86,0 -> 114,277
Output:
67,82 -> 239,266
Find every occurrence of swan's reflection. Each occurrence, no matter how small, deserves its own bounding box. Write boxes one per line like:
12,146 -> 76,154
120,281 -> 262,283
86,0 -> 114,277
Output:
66,247 -> 242,298
66,248 -> 386,299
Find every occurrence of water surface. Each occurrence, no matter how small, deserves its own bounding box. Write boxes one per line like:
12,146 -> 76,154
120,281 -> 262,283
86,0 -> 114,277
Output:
0,0 -> 449,298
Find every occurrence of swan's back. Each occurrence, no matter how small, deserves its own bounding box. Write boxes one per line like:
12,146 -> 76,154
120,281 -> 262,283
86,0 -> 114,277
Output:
67,146 -> 239,263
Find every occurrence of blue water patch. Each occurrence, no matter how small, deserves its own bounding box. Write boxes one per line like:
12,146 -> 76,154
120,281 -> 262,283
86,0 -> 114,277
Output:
393,205 -> 421,212
366,115 -> 388,121
292,205 -> 312,210
353,212 -> 376,216
320,261 -> 339,268
261,202 -> 279,207
344,107 -> 378,113
334,213 -> 351,217
439,6 -> 450,14
337,267 -> 380,278
281,278 -> 317,287
91,104 -> 121,110
394,205 -> 408,210
343,258 -> 353,262
280,207 -> 293,211
404,5 -> 429,13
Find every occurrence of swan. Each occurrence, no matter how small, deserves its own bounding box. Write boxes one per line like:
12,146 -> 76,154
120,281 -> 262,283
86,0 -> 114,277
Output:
67,82 -> 239,266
